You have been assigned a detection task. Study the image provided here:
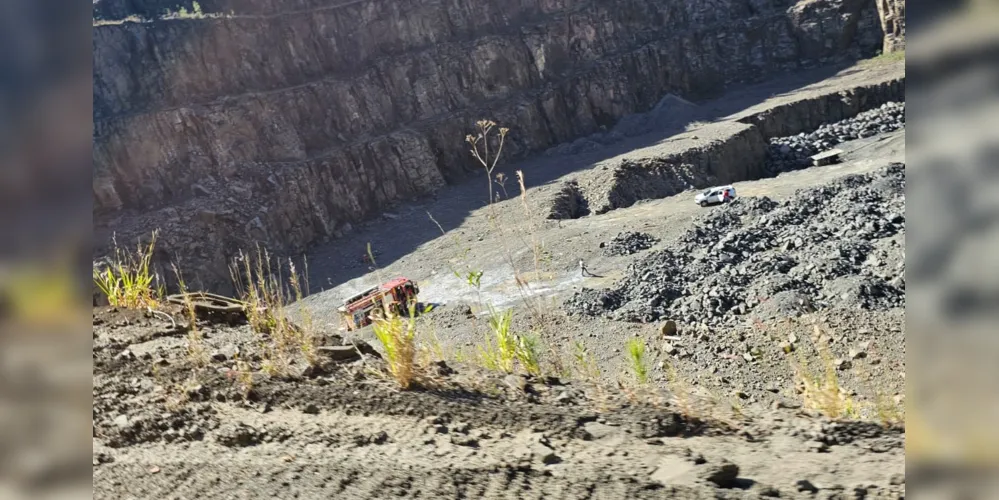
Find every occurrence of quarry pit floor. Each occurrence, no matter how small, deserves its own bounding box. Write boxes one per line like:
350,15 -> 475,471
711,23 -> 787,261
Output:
95,61 -> 907,499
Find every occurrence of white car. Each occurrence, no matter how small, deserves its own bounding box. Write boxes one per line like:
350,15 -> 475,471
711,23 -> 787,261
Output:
695,185 -> 736,207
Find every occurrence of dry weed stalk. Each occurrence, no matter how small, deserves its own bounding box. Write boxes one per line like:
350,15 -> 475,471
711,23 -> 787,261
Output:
428,120 -> 560,377
466,119 -> 509,207
664,360 -> 697,419
791,324 -> 860,419
417,316 -> 448,365
171,265 -> 208,367
229,247 -> 317,377
570,342 -> 612,411
853,345 -> 904,427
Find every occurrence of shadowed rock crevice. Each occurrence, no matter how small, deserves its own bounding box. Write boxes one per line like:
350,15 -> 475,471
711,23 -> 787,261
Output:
546,181 -> 591,220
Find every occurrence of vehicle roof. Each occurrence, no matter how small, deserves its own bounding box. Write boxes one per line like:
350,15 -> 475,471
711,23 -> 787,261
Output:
380,277 -> 412,289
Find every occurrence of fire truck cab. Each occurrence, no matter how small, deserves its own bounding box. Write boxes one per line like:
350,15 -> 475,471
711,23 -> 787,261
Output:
337,277 -> 420,331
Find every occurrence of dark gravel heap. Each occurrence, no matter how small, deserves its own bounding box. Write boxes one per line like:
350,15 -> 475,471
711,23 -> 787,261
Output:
564,163 -> 906,326
766,102 -> 905,172
601,231 -> 659,256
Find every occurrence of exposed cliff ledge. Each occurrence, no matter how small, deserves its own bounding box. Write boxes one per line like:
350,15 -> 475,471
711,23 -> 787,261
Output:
93,0 -> 886,292
575,73 -> 905,215
875,0 -> 905,53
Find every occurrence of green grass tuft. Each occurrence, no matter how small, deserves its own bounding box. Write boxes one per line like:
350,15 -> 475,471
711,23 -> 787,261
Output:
626,338 -> 649,385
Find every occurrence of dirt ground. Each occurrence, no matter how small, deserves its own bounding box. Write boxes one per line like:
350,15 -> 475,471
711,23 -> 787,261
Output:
93,305 -> 904,500
94,62 -> 906,499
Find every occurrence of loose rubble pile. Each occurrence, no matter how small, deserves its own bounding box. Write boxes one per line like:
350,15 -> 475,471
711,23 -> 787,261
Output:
766,102 -> 905,172
564,163 -> 905,327
601,231 -> 659,256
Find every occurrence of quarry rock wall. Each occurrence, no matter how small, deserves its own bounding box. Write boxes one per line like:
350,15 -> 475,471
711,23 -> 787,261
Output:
93,0 -> 888,292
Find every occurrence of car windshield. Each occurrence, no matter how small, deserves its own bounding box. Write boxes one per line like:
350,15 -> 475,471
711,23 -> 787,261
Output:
701,189 -> 713,196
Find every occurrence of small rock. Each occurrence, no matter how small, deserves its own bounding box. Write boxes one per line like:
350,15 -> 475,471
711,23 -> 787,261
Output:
350,339 -> 381,358
113,415 -> 130,429
450,434 -> 479,447
504,375 -> 528,392
699,459 -> 740,488
649,455 -> 696,484
661,320 -> 678,337
750,483 -> 781,497
808,441 -> 830,453
317,345 -> 361,362
539,450 -> 561,465
796,479 -> 820,493
303,404 -> 320,415
772,400 -> 802,410
371,431 -> 389,444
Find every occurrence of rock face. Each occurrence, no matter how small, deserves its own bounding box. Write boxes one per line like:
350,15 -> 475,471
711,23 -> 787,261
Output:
766,101 -> 905,172
875,0 -> 906,53
566,75 -> 903,217
93,0 -> 887,292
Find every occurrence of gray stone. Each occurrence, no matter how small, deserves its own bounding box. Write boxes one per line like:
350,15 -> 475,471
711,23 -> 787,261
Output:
699,459 -> 740,487
797,479 -> 820,493
113,415 -> 130,429
317,345 -> 361,362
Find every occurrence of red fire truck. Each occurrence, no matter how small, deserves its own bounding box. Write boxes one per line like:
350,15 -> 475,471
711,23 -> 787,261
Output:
337,277 -> 420,331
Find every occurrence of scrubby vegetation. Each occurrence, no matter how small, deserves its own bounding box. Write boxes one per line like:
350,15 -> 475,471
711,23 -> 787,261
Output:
93,231 -> 162,309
